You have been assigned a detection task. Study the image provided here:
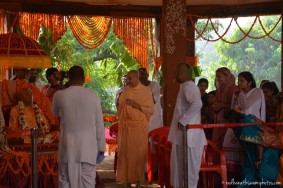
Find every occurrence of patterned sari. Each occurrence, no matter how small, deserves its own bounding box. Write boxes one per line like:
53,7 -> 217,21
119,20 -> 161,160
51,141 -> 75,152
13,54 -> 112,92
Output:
235,115 -> 279,187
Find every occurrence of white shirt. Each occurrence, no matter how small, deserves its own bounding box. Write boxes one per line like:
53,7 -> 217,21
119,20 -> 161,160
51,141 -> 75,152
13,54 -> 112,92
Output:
168,80 -> 207,147
148,81 -> 163,132
52,86 -> 106,165
238,87 -> 266,121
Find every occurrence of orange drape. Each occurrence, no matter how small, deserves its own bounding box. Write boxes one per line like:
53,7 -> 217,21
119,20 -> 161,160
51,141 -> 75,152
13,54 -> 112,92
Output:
113,17 -> 153,70
19,12 -> 66,43
67,15 -> 112,49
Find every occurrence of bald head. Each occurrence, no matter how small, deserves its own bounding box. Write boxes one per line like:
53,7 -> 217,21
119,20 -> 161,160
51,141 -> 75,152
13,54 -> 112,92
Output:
17,88 -> 33,105
175,63 -> 192,84
127,70 -> 140,87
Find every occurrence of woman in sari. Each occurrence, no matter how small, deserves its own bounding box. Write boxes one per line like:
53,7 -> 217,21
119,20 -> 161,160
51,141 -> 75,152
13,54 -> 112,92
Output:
224,109 -> 279,187
212,67 -> 238,149
261,81 -> 280,122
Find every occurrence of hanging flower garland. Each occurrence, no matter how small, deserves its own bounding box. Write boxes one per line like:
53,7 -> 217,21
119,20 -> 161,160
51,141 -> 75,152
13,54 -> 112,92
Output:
68,15 -> 112,49
187,14 -> 282,43
1,79 -> 57,126
17,101 -> 49,135
0,10 -> 4,34
0,150 -> 59,178
19,12 -> 66,42
113,17 -> 152,69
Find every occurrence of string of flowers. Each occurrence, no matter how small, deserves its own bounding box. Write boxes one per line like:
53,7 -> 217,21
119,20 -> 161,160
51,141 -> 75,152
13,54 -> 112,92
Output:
113,17 -> 151,70
187,14 -> 282,43
0,9 -> 4,34
0,150 -> 31,178
19,12 -> 66,42
37,152 -> 58,176
0,150 -> 59,179
16,79 -> 58,125
17,101 -> 50,137
67,15 -> 112,49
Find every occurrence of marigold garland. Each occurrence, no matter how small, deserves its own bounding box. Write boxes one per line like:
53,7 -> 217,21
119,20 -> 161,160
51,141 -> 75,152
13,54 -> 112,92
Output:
0,10 -> 4,34
113,17 -> 152,70
0,150 -> 59,178
187,14 -> 282,43
1,79 -> 57,126
19,12 -> 66,42
68,15 -> 112,49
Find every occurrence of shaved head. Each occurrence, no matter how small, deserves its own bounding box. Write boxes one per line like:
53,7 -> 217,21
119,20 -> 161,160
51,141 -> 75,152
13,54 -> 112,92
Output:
175,63 -> 192,83
127,70 -> 140,87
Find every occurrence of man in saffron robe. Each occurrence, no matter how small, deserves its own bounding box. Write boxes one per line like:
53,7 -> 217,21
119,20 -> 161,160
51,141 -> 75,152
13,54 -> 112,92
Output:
9,88 -> 59,144
116,70 -> 154,187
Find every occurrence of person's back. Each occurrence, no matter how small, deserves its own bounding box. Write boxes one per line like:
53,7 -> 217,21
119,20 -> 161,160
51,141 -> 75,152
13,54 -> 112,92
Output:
53,85 -> 104,163
52,65 -> 106,188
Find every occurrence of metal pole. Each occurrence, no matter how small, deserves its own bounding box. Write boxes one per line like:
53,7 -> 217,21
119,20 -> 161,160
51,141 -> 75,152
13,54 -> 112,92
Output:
183,125 -> 188,187
31,128 -> 38,188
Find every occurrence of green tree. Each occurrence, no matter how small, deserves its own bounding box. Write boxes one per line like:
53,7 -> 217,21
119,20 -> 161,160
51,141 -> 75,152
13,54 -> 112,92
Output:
38,25 -> 139,111
199,16 -> 281,90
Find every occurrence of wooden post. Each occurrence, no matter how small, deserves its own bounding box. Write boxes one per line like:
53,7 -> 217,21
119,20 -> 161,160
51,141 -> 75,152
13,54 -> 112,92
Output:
186,16 -> 196,66
161,0 -> 187,125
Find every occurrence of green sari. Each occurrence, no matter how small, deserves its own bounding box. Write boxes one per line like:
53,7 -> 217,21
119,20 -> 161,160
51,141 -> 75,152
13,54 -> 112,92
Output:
234,115 -> 279,188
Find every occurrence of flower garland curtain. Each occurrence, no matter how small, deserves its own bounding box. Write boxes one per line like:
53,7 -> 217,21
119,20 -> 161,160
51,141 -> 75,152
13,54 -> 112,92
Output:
19,12 -> 66,43
0,10 -> 4,34
113,17 -> 153,70
67,16 -> 112,49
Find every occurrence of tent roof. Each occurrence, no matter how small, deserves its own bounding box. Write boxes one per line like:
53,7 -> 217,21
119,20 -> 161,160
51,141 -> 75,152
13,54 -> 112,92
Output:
0,0 -> 282,17
57,0 -> 280,6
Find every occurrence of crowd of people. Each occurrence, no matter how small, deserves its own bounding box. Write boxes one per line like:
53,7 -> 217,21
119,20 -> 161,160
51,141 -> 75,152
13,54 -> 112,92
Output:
198,68 -> 283,188
1,64 -> 283,188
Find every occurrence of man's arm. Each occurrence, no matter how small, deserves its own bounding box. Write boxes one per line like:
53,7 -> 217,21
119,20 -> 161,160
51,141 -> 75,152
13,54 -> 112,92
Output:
95,99 -> 106,153
126,92 -> 154,120
178,84 -> 202,128
51,93 -> 59,117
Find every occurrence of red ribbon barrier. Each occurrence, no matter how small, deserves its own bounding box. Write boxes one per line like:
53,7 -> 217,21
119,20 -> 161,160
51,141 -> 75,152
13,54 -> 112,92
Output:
188,122 -> 283,129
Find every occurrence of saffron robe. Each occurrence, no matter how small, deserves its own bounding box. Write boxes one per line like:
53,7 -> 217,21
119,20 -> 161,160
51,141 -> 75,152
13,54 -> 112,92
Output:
116,83 -> 154,183
9,106 -> 59,144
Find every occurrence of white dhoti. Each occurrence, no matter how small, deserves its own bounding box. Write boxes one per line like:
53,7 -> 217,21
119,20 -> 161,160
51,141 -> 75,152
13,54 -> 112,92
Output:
59,162 -> 96,188
170,144 -> 204,188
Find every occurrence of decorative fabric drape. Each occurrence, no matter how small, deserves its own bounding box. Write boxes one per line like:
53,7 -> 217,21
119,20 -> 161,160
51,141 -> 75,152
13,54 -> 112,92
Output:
19,12 -> 66,43
113,17 -> 152,70
67,15 -> 112,49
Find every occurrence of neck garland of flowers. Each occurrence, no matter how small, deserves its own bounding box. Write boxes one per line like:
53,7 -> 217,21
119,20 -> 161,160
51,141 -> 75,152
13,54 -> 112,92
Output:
18,101 -> 48,132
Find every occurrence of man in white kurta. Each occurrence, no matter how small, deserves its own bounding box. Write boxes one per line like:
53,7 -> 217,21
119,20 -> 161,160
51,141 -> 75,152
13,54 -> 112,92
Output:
168,63 -> 207,188
138,68 -> 163,132
52,66 -> 106,188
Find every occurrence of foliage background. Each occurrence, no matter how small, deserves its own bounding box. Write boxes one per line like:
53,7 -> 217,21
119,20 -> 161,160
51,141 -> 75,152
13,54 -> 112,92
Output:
37,15 -> 282,111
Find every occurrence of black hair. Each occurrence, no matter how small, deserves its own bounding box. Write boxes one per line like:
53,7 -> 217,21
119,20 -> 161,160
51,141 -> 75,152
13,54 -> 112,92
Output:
198,78 -> 209,86
223,109 -> 245,123
208,90 -> 216,96
261,81 -> 279,95
138,67 -> 147,72
46,68 -> 58,83
69,65 -> 85,82
238,71 -> 256,88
